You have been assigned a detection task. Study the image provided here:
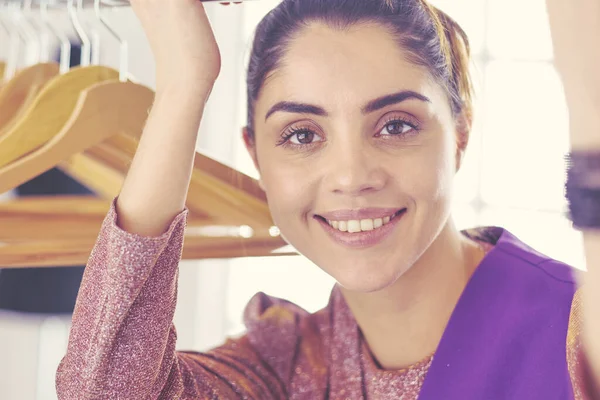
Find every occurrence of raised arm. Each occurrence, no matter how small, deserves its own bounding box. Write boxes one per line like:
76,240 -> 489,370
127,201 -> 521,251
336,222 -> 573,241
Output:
546,0 -> 600,393
117,0 -> 222,236
56,2 -> 286,398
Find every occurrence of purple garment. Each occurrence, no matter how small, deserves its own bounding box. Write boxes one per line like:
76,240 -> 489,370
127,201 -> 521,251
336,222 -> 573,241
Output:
418,227 -> 578,399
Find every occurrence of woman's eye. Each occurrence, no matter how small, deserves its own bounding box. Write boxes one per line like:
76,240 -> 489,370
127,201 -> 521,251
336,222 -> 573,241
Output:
380,120 -> 416,136
290,130 -> 323,145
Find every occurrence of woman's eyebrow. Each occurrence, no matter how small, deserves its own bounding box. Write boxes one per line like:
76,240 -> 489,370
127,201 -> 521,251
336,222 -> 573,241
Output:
264,90 -> 430,121
362,90 -> 431,114
265,102 -> 327,121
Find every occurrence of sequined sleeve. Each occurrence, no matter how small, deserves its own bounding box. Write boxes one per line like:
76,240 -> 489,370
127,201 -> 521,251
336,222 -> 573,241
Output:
567,289 -> 600,399
55,199 -> 286,400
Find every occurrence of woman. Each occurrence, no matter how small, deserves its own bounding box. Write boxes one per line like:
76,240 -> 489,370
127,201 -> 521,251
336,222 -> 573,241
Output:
55,0 -> 600,398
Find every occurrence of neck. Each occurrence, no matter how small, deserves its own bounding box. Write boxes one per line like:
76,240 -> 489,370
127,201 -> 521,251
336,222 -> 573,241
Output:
340,220 -> 485,370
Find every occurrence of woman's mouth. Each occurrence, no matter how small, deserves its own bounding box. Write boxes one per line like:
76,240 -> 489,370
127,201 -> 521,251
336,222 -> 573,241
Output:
314,208 -> 407,248
322,209 -> 404,233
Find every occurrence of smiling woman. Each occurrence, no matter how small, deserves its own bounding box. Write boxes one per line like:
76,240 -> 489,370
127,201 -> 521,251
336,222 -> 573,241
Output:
241,7 -> 477,315
55,0 -> 598,399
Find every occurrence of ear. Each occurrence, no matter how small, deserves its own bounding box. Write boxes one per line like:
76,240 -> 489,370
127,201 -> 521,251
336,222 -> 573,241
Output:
454,110 -> 472,172
242,126 -> 265,191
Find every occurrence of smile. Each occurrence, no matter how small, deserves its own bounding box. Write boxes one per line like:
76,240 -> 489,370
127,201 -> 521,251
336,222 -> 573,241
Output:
324,210 -> 403,233
315,208 -> 407,248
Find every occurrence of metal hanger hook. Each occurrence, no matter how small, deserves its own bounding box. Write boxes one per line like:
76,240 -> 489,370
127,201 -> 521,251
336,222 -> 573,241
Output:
94,0 -> 129,82
40,0 -> 71,73
11,0 -> 39,67
68,0 -> 91,66
0,1 -> 13,79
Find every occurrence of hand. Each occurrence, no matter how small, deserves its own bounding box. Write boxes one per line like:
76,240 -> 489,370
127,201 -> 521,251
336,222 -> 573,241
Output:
130,0 -> 237,93
546,0 -> 600,105
546,0 -> 600,149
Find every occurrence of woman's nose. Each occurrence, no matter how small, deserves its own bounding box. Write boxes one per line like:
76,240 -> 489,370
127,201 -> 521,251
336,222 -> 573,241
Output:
323,142 -> 387,196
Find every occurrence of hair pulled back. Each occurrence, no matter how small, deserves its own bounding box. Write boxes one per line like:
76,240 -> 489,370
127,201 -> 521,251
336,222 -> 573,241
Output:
246,0 -> 473,138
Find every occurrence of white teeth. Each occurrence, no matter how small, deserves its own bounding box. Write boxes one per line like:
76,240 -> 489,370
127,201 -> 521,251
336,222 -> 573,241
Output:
339,221 -> 348,232
325,212 -> 400,233
347,220 -> 361,233
360,219 -> 374,231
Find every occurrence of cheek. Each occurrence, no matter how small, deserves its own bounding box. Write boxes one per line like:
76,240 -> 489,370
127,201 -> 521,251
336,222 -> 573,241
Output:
258,154 -> 318,226
396,134 -> 456,202
428,135 -> 457,206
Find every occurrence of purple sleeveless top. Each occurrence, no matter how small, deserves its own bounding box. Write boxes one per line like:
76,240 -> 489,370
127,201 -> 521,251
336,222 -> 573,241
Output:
419,228 -> 577,399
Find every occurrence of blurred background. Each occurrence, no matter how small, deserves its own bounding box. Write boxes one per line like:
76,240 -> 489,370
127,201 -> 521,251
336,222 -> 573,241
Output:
0,0 -> 584,398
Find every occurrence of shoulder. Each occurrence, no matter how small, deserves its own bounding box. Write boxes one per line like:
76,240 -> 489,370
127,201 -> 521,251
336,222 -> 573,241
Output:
242,292 -> 332,386
465,226 -> 579,328
243,292 -> 310,331
468,226 -> 580,288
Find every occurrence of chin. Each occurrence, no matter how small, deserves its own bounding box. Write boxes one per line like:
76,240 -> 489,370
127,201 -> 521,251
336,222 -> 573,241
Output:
328,260 -> 406,293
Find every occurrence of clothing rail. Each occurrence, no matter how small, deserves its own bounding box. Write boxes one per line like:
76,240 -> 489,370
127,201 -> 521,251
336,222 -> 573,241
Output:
3,0 -> 256,7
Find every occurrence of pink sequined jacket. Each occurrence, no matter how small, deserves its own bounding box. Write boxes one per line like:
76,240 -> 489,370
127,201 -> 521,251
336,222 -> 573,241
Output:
55,200 -> 596,399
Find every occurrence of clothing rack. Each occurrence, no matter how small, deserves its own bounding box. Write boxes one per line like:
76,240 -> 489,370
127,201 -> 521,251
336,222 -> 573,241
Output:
0,0 -> 289,268
3,0 -> 254,7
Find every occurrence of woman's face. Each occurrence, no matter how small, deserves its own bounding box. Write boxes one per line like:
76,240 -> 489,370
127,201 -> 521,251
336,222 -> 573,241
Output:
248,22 -> 465,293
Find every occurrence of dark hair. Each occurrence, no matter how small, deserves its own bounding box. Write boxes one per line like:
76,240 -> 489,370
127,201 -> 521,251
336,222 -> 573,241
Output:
245,0 -> 473,140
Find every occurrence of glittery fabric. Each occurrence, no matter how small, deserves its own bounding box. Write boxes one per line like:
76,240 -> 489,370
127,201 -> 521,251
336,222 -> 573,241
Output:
56,200 -> 595,399
361,341 -> 433,400
567,290 -> 600,400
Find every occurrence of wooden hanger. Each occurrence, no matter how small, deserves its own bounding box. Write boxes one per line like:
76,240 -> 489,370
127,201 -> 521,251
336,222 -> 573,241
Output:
0,195 -> 111,242
58,151 -> 125,199
0,65 -> 118,169
0,79 -> 152,194
0,195 -> 221,242
0,195 -> 292,268
0,234 -> 292,268
53,91 -> 273,228
0,62 -> 59,133
72,133 -> 275,229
